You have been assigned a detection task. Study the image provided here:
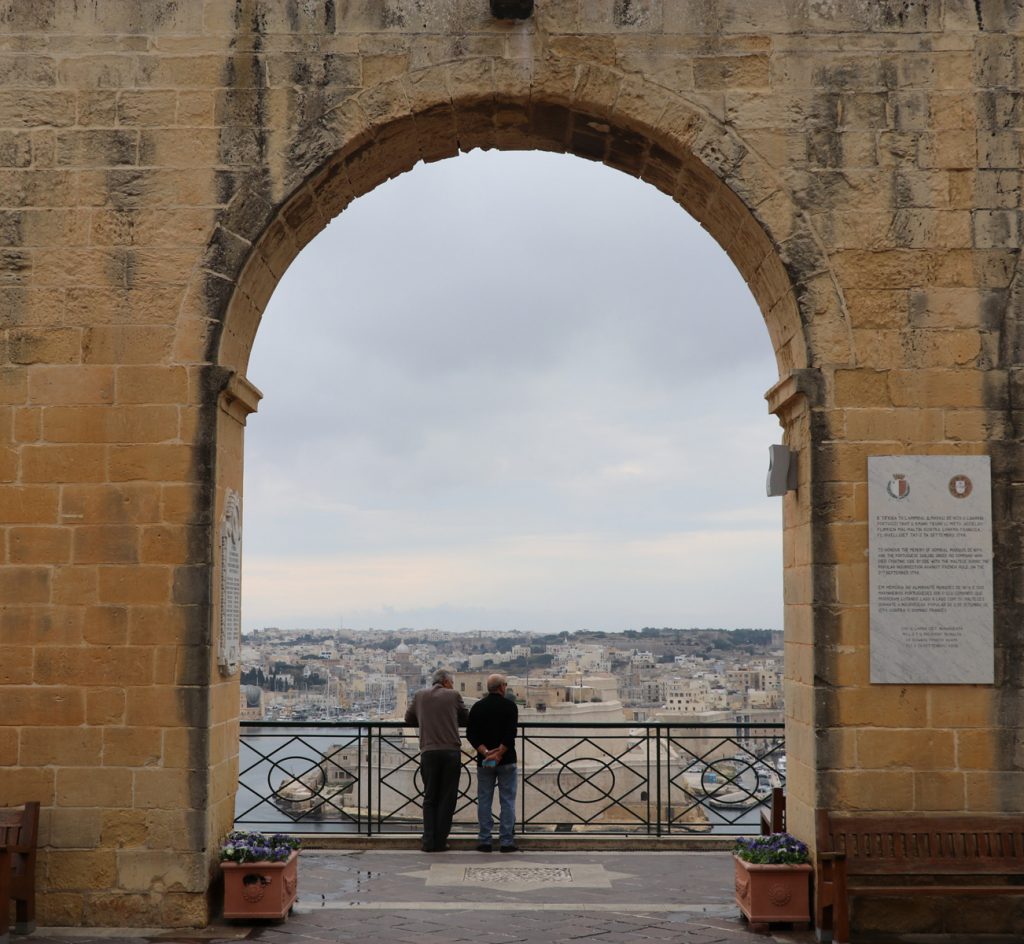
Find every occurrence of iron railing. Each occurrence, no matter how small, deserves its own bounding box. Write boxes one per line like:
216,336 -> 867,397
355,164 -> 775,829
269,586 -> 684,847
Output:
236,720 -> 784,837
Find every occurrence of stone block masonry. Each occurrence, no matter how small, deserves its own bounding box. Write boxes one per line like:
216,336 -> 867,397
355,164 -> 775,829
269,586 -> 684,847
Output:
1,1 -> 1022,936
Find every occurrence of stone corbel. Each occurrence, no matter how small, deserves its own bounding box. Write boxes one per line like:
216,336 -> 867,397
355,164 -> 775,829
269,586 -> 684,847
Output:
764,368 -> 821,424
219,372 -> 263,426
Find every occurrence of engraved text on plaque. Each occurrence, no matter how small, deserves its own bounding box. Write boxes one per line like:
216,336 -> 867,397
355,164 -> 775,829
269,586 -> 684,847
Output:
868,455 -> 993,684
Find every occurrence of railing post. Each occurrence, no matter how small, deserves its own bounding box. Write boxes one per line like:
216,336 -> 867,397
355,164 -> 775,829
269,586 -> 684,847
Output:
655,724 -> 662,837
366,723 -> 373,838
519,723 -> 526,837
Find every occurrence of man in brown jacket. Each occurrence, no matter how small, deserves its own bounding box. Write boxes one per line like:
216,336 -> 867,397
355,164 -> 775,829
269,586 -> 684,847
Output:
404,668 -> 469,852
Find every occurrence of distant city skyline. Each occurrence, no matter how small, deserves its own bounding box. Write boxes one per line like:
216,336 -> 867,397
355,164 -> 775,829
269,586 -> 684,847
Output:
241,149 -> 783,634
242,623 -> 781,636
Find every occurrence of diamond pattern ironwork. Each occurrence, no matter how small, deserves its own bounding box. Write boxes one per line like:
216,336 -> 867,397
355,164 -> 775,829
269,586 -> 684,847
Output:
237,721 -> 784,837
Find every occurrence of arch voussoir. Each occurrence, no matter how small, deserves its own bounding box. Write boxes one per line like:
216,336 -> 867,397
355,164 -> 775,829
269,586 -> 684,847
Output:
210,62 -> 832,384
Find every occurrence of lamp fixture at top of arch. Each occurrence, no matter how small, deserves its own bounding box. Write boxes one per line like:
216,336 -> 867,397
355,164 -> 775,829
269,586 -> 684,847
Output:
490,0 -> 534,19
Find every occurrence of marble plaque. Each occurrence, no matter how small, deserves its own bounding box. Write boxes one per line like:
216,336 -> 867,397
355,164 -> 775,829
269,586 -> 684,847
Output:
218,489 -> 242,676
868,456 -> 993,684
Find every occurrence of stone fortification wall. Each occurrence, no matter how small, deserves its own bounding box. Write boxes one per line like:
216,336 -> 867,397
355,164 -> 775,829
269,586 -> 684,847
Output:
0,0 -> 1021,934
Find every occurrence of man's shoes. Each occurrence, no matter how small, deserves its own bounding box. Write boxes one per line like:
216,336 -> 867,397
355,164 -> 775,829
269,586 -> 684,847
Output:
476,843 -> 493,852
422,843 -> 451,853
499,843 -> 520,853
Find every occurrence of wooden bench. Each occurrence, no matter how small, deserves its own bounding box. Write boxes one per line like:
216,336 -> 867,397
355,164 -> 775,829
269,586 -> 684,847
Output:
0,840 -> 8,944
815,810 -> 1024,943
759,787 -> 785,836
0,803 -> 39,939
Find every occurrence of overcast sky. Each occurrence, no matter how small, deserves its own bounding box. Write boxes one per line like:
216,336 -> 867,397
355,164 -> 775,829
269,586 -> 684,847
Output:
241,149 -> 784,634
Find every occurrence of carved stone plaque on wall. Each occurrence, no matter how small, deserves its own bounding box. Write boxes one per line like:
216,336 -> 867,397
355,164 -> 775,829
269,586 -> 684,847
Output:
868,455 -> 993,684
218,489 -> 242,676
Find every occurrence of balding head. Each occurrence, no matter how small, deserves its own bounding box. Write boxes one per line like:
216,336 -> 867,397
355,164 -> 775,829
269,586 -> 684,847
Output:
486,673 -> 507,693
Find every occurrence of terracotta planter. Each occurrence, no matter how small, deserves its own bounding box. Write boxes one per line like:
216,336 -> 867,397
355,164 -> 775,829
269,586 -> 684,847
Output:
222,851 -> 298,920
733,855 -> 811,928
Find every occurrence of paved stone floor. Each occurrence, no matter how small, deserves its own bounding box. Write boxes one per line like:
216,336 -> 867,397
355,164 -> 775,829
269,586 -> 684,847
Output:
25,851 -> 811,944
21,850 -> 1022,944
282,850 -> 803,943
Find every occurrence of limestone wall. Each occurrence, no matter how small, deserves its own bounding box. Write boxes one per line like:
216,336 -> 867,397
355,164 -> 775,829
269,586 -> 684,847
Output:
1,0 -> 1021,933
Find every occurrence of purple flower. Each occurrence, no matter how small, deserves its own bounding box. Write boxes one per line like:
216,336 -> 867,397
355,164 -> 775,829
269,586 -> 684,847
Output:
733,832 -> 809,864
219,830 -> 302,863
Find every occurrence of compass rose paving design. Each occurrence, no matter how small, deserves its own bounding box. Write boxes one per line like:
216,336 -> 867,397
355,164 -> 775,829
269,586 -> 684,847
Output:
295,851 -> 748,917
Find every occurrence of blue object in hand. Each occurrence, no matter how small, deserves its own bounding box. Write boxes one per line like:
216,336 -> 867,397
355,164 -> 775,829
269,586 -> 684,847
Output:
482,758 -> 497,768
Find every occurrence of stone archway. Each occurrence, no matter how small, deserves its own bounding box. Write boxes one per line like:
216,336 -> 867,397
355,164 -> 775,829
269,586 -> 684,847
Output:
206,66 -> 849,857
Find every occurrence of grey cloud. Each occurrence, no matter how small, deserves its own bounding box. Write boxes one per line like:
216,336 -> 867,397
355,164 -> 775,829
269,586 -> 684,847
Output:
244,150 -> 783,632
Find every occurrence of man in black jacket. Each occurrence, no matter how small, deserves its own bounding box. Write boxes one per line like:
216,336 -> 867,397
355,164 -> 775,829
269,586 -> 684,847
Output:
466,673 -> 519,852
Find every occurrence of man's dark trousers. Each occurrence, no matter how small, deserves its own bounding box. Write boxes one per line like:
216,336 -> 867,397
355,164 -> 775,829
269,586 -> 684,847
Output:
420,749 -> 461,851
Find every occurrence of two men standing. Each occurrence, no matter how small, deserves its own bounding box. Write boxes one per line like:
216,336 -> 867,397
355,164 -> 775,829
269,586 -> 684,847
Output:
404,670 -> 519,853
